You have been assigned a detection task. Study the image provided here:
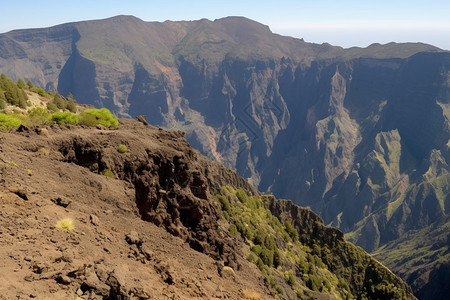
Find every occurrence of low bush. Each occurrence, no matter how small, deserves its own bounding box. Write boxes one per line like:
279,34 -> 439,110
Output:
284,220 -> 299,241
0,113 -> 22,129
102,169 -> 114,179
117,144 -> 127,153
66,98 -> 77,112
47,101 -> 58,112
284,270 -> 296,287
80,108 -> 118,127
0,97 -> 6,109
242,290 -> 260,300
49,112 -> 79,125
229,224 -> 238,235
27,107 -> 50,125
222,266 -> 235,278
30,87 -> 50,98
56,218 -> 74,231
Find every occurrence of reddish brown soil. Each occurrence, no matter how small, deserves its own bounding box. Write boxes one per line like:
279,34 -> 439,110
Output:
0,119 -> 272,299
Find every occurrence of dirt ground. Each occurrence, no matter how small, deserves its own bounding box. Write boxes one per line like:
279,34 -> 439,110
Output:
0,120 -> 272,299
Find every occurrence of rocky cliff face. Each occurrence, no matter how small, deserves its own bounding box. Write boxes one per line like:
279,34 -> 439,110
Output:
0,15 -> 448,298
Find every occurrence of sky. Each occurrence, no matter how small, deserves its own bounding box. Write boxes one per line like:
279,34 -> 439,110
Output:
1,0 -> 449,50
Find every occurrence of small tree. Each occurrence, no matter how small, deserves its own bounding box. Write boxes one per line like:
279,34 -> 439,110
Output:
17,79 -> 26,89
0,92 -> 6,109
53,93 -> 66,109
66,98 -> 77,112
47,100 -> 58,112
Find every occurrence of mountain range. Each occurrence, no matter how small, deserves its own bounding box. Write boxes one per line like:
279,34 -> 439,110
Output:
0,15 -> 449,298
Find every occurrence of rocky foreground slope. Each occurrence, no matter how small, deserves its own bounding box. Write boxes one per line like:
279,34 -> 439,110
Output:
0,119 -> 414,299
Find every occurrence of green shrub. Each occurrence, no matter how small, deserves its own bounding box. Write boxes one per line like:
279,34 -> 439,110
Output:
247,252 -> 257,263
80,108 -> 118,127
256,258 -> 265,271
47,101 -> 58,112
29,107 -> 49,117
215,194 -> 231,213
297,258 -> 310,274
16,79 -> 26,89
253,229 -> 266,245
269,276 -> 283,296
66,98 -> 77,112
27,107 -> 50,125
117,144 -> 127,153
49,112 -> 79,125
0,113 -> 22,129
52,93 -> 66,109
30,87 -> 50,98
251,244 -> 274,267
307,274 -> 324,292
229,224 -> 238,235
0,74 -> 28,108
236,220 -> 252,240
236,189 -> 249,203
284,220 -> 299,241
102,169 -> 114,179
284,270 -> 295,287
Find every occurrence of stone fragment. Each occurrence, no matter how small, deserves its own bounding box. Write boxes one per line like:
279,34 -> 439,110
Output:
125,231 -> 142,245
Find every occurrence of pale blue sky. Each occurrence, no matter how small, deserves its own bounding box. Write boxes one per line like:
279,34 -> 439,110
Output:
1,0 -> 449,49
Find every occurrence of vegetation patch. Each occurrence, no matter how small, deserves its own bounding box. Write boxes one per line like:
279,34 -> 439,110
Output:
0,74 -> 119,130
0,74 -> 28,108
214,186 -> 412,299
56,218 -> 75,231
0,113 -> 22,129
49,112 -> 80,125
242,290 -> 260,300
80,108 -> 119,128
101,169 -> 115,179
117,144 -> 128,153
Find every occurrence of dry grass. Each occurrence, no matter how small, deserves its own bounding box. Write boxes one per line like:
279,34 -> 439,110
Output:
37,147 -> 50,156
242,289 -> 260,300
221,266 -> 235,278
56,218 -> 75,231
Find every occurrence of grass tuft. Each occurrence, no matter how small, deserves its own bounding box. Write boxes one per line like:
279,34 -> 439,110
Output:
102,169 -> 114,179
56,218 -> 75,231
242,289 -> 260,300
117,144 -> 127,153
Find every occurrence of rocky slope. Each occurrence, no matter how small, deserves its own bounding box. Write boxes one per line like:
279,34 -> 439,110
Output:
373,216 -> 450,300
0,119 -> 415,299
0,15 -> 449,298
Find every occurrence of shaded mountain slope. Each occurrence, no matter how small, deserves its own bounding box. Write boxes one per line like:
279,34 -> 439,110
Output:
0,119 -> 415,299
373,216 -> 450,300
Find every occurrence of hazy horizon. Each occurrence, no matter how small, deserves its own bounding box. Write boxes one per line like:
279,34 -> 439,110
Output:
1,0 -> 449,50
